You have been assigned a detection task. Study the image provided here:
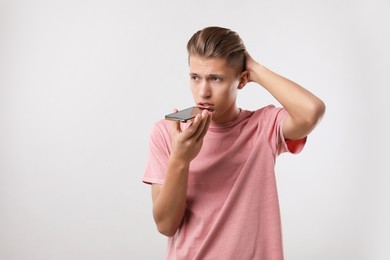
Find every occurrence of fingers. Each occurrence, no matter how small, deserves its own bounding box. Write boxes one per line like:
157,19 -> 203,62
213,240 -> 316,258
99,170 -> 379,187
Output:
190,109 -> 212,140
197,110 -> 212,140
172,108 -> 212,141
171,108 -> 182,133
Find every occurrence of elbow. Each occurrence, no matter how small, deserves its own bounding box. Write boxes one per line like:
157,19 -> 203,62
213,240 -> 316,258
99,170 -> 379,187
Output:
155,220 -> 179,237
306,98 -> 326,127
153,210 -> 181,237
284,98 -> 326,140
152,203 -> 184,237
296,99 -> 326,137
312,98 -> 326,123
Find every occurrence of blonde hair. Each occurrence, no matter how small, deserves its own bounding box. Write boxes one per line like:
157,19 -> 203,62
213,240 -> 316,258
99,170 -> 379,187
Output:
187,26 -> 246,74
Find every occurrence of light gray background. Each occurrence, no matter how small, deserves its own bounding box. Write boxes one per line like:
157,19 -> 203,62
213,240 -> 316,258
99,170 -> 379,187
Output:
1,0 -> 389,259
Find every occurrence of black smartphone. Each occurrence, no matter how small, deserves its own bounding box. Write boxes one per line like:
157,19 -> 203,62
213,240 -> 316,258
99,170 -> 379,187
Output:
165,106 -> 202,123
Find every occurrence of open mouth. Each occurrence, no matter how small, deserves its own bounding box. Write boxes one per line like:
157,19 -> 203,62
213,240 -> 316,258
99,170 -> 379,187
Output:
198,104 -> 215,112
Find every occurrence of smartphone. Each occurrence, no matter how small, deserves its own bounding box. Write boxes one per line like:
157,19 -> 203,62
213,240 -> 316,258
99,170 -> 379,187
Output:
165,106 -> 202,123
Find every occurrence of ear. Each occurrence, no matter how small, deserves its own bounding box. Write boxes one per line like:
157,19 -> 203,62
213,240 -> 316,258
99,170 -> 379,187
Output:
237,71 -> 249,89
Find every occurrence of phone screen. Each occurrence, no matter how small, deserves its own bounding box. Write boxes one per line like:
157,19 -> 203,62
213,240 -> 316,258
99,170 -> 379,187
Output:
165,107 -> 202,122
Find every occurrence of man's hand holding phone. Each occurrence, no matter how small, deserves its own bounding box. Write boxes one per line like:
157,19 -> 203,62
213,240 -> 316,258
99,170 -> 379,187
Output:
170,108 -> 212,163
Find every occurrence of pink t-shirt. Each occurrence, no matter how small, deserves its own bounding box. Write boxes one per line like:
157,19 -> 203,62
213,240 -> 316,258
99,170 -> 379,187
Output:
143,105 -> 306,260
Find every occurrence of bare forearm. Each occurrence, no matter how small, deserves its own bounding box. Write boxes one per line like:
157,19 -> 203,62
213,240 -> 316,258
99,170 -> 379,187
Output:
252,64 -> 324,122
246,62 -> 325,140
152,109 -> 212,236
152,157 -> 189,236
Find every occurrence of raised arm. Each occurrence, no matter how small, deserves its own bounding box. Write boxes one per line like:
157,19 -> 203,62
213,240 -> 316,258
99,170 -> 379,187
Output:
244,52 -> 326,140
151,109 -> 212,237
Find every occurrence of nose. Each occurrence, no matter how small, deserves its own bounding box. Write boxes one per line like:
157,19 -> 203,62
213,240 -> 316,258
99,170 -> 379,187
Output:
199,81 -> 211,99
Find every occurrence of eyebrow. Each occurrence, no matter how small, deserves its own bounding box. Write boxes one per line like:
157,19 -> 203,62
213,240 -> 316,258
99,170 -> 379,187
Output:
189,73 -> 223,77
208,74 -> 222,78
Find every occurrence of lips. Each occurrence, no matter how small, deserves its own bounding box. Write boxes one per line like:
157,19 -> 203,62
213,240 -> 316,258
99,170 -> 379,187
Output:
198,103 -> 215,112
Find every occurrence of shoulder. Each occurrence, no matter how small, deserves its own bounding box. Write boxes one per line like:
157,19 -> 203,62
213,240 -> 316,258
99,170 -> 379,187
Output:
152,119 -> 171,133
244,105 -> 286,124
149,119 -> 172,144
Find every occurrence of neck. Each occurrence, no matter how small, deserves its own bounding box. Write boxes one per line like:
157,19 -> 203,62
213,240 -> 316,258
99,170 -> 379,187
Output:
212,106 -> 240,124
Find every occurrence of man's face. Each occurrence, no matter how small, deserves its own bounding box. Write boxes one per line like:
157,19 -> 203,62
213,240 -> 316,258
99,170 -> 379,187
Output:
189,56 -> 242,124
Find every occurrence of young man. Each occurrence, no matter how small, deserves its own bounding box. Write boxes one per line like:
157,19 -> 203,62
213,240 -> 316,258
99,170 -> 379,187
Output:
143,26 -> 325,259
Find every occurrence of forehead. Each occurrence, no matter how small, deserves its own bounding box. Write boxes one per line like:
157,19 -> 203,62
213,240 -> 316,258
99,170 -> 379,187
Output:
189,56 -> 235,75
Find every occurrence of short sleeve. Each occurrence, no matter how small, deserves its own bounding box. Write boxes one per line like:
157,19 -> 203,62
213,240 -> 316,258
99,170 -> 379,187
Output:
276,108 -> 307,155
142,121 -> 172,185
